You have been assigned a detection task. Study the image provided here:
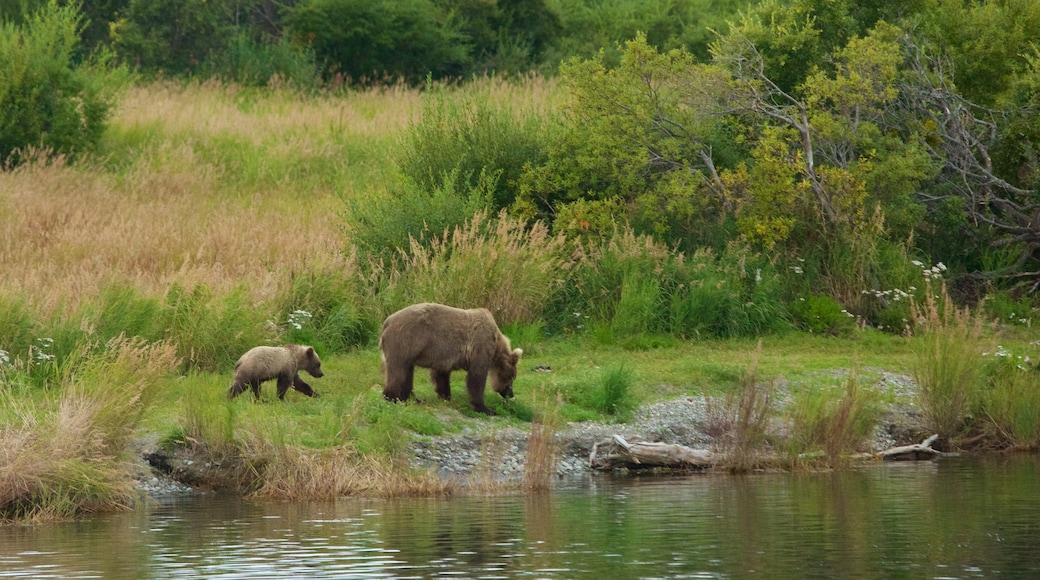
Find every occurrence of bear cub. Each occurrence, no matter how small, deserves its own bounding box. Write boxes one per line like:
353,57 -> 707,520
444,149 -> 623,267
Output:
229,344 -> 324,401
379,302 -> 522,415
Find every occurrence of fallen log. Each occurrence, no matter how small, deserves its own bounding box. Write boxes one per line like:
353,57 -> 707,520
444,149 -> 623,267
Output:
879,434 -> 942,461
589,435 -> 714,471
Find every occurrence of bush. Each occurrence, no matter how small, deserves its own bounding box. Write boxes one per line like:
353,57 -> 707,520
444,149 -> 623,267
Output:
208,33 -> 319,88
110,0 -> 229,74
0,0 -> 125,166
344,169 -> 495,261
277,268 -> 378,353
285,0 -> 469,83
790,293 -> 856,336
159,284 -> 271,372
398,80 -> 551,211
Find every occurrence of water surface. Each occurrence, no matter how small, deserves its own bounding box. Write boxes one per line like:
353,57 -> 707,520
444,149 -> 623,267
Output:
1,455 -> 1038,578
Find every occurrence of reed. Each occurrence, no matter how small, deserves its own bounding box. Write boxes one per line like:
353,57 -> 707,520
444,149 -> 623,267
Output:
382,210 -> 568,325
523,390 -> 563,491
705,341 -> 776,472
910,282 -> 986,443
787,369 -> 882,466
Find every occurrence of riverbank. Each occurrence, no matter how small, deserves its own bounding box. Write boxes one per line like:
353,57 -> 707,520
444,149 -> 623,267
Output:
139,369 -> 929,495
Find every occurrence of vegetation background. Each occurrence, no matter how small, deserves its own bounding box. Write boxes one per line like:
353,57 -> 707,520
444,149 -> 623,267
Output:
0,0 -> 1038,519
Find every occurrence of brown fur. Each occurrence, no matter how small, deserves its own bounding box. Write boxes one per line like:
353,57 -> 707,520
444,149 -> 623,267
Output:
379,302 -> 522,415
228,344 -> 324,401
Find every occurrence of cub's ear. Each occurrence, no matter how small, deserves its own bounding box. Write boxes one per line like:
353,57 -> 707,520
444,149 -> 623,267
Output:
511,348 -> 523,363
306,346 -> 316,357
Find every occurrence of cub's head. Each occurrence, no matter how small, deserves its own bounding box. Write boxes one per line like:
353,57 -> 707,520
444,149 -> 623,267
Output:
298,345 -> 324,378
490,347 -> 523,399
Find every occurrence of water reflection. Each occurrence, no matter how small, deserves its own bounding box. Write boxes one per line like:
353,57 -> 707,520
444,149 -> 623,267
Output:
0,456 -> 1038,578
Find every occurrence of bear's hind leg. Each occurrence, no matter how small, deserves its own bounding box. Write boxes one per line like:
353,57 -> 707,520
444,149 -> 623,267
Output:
249,380 -> 263,401
276,375 -> 293,400
431,369 -> 451,400
384,364 -> 415,402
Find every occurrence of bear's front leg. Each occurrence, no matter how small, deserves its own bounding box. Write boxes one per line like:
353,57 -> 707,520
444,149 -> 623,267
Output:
466,369 -> 494,415
430,369 -> 452,400
292,374 -> 319,397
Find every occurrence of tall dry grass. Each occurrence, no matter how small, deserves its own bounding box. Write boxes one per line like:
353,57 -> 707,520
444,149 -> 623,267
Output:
0,336 -> 179,520
382,210 -> 569,324
0,77 -> 562,322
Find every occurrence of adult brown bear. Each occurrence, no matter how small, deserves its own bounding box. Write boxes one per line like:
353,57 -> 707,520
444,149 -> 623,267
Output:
380,302 -> 522,415
228,344 -> 324,401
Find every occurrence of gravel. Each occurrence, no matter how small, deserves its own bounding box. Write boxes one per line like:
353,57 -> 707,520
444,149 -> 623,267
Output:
408,370 -> 927,479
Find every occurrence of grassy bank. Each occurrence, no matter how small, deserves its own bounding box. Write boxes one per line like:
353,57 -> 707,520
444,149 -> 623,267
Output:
0,79 -> 1037,521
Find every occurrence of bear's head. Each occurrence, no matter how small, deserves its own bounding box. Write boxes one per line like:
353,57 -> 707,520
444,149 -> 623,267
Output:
489,347 -> 523,399
300,346 -> 324,378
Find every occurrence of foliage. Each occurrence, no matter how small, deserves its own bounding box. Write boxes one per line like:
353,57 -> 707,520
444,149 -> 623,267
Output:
110,0 -> 230,74
517,34 -> 736,249
285,0 -> 469,83
344,169 -> 496,262
397,80 -> 551,212
546,0 -> 744,66
207,32 -> 319,88
0,0 -> 126,166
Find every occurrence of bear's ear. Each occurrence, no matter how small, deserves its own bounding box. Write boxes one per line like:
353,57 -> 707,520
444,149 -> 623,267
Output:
305,346 -> 316,357
511,348 -> 523,364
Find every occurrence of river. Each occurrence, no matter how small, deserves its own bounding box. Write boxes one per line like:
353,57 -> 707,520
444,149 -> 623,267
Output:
1,455 -> 1038,578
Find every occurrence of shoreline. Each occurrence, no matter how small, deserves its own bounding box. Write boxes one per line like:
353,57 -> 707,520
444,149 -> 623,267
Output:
139,371 -> 931,496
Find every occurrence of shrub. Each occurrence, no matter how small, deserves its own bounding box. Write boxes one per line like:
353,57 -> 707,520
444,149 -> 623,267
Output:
110,0 -> 229,75
0,0 -> 125,166
208,32 -> 319,88
790,293 -> 856,336
344,169 -> 495,261
397,80 -> 551,211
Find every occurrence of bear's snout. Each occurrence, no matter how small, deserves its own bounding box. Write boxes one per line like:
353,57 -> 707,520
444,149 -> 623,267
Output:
312,369 -> 324,378
500,385 -> 514,399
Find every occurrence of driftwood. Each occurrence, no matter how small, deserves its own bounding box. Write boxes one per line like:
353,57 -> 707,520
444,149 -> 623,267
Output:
589,435 -> 714,471
879,434 -> 942,461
